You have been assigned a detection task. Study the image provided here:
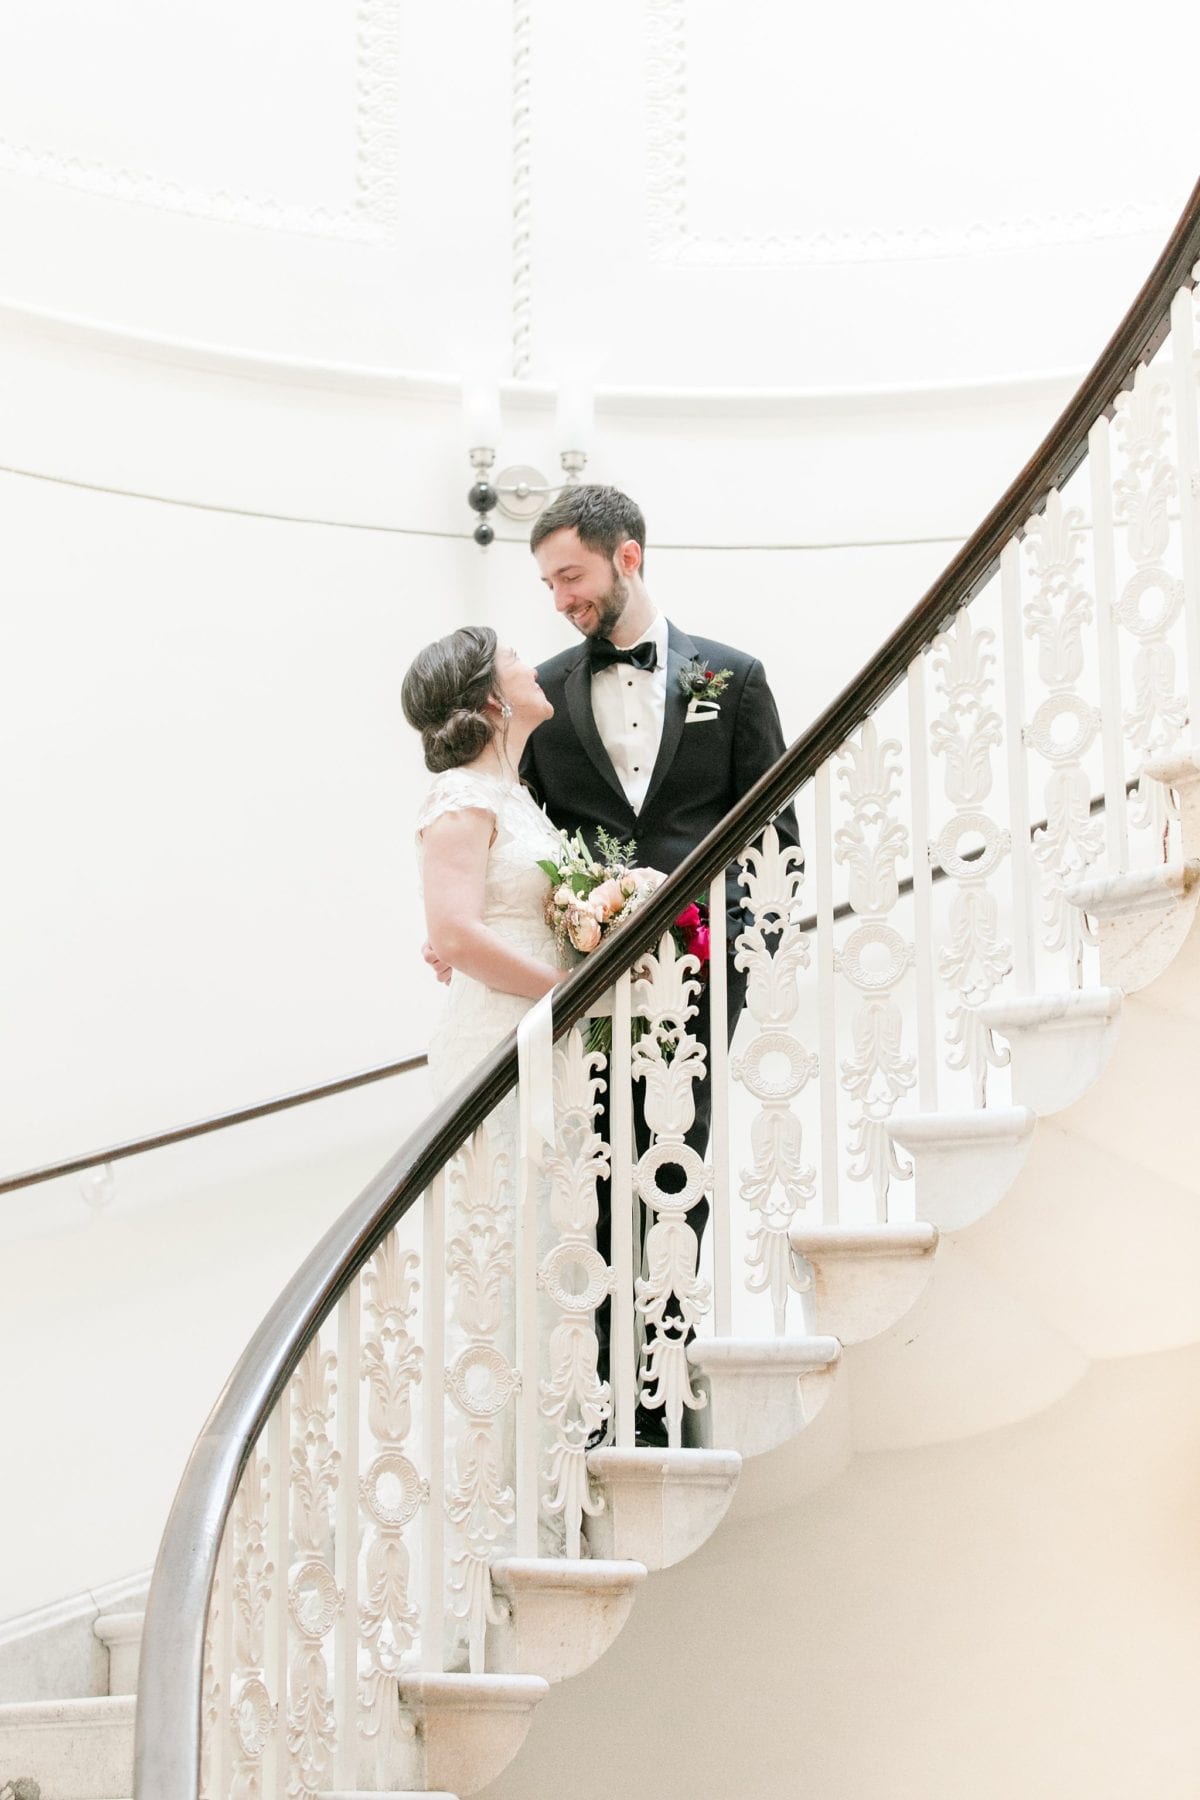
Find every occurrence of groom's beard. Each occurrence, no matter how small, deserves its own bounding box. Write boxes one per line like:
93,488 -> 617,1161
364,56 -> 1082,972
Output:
582,571 -> 630,639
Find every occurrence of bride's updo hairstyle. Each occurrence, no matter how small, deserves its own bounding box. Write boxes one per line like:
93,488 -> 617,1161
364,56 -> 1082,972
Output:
402,625 -> 502,773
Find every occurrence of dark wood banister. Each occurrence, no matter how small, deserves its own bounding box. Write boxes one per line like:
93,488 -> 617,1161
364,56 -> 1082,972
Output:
0,1052 -> 427,1197
134,176 -> 1200,1797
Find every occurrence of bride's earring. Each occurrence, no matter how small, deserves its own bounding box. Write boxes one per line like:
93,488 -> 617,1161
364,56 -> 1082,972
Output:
500,700 -> 513,720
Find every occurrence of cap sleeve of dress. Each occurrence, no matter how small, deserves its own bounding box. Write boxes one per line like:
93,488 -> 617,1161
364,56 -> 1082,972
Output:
415,768 -> 503,838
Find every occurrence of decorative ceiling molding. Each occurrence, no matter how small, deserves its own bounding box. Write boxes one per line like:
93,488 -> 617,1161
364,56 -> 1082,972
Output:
0,294 -> 1089,412
644,0 -> 1178,268
0,0 -> 402,243
511,0 -> 534,377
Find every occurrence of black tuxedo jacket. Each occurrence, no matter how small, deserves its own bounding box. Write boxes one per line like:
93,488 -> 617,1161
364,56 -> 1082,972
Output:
520,621 -> 798,932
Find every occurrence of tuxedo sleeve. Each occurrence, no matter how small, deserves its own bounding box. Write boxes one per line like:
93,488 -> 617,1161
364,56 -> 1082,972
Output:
732,659 -> 800,859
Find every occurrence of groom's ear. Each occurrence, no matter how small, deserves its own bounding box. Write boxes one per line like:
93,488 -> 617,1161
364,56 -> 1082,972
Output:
616,537 -> 642,577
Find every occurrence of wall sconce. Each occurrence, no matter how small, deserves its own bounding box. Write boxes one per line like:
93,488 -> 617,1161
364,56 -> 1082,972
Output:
463,380 -> 594,547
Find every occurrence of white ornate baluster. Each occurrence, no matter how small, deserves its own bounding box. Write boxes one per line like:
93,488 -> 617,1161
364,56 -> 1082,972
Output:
1021,489 -> 1104,983
332,1279 -> 362,1788
611,972 -> 637,1447
928,610 -> 1012,1106
199,1569 -> 220,1800
632,934 -> 711,1445
444,1130 -> 518,1670
833,720 -> 915,1218
707,887 -> 733,1337
230,1446 -> 278,1800
285,1340 -> 342,1798
1113,364 -> 1187,857
1089,415 -> 1132,869
732,825 -> 817,1331
814,761 -> 840,1222
358,1234 -> 425,1761
214,1512 -> 237,1799
1169,280 -> 1200,723
538,1028 -> 612,1557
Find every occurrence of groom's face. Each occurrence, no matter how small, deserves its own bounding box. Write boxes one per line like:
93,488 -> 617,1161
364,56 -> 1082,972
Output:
535,527 -> 632,640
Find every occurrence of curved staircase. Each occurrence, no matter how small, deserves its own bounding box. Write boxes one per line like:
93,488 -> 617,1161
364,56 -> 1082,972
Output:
5,182 -> 1200,1800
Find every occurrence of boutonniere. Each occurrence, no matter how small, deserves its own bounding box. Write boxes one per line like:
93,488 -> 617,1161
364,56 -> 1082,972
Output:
679,657 -> 733,702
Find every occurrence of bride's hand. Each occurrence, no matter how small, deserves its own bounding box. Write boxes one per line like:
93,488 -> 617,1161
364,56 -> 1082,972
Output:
422,939 -> 452,985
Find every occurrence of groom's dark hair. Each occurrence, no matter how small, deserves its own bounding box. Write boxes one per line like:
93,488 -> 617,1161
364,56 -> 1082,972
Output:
530,484 -> 646,567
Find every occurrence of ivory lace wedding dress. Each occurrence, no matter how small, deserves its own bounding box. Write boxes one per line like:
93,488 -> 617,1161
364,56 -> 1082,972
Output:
416,765 -> 568,1664
417,767 -> 564,1097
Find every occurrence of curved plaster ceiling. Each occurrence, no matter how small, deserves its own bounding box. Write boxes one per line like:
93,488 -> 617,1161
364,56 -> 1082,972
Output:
0,0 -> 1195,387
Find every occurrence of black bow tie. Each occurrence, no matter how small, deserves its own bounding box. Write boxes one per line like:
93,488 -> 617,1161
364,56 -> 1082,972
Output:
588,637 -> 658,674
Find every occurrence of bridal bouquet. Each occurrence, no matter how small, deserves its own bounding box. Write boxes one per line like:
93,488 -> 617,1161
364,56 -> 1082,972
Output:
539,827 -> 663,956
538,828 -> 711,1052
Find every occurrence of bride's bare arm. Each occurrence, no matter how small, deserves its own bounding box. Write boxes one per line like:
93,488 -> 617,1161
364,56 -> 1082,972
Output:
422,807 -> 561,1000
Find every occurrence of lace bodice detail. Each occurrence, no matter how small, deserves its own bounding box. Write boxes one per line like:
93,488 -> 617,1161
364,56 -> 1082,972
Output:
418,767 -> 564,1101
417,767 -> 562,956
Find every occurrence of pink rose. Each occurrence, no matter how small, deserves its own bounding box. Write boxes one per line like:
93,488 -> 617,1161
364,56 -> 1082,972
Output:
567,906 -> 603,953
686,924 -> 711,963
675,902 -> 702,933
590,878 -> 626,921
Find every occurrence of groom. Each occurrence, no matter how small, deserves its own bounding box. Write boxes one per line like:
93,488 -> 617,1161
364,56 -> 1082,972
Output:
521,484 -> 796,1441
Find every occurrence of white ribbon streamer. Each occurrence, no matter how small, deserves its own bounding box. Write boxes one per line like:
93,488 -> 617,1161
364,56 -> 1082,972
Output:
517,988 -> 557,1163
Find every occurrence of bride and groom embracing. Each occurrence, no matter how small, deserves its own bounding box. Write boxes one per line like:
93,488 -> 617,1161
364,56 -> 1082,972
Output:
403,482 -> 793,1448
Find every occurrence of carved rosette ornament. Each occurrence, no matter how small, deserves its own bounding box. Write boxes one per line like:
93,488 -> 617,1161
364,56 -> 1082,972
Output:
1022,489 -> 1104,979
834,721 -> 915,1214
928,611 -> 1012,1103
230,1448 -> 278,1800
1113,366 -> 1186,853
537,1029 -> 612,1554
285,1339 -> 342,1797
732,824 -> 817,1329
358,1238 -> 425,1748
444,1130 -> 519,1670
632,934 -> 711,1444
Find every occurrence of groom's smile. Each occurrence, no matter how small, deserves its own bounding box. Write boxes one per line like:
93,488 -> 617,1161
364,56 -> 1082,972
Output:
535,526 -> 640,643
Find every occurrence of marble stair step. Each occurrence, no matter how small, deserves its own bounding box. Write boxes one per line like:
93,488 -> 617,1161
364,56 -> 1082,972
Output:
0,1695 -> 134,1800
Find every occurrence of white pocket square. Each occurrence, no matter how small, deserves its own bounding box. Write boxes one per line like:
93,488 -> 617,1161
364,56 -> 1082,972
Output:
685,699 -> 721,724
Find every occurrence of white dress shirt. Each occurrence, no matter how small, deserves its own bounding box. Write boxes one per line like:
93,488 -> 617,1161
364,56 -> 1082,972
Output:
589,611 -> 669,814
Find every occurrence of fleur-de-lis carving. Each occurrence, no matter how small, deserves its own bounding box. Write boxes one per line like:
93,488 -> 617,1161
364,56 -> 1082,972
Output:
538,1029 -> 612,1555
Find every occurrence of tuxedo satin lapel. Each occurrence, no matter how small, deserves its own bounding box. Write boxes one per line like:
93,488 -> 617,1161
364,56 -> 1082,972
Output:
641,622 -> 696,817
564,653 -> 629,806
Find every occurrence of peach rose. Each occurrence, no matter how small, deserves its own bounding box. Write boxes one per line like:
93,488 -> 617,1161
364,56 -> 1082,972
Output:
567,905 -> 603,953
590,878 -> 626,921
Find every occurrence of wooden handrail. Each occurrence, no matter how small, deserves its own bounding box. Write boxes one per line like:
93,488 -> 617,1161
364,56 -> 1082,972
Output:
0,1053 -> 427,1197
134,175 -> 1200,1798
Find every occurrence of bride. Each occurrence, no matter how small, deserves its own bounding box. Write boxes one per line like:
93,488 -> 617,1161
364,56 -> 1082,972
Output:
402,623 -> 566,1100
403,624 -> 587,1653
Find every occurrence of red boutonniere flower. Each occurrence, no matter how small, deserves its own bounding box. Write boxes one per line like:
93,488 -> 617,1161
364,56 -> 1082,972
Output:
679,657 -> 733,701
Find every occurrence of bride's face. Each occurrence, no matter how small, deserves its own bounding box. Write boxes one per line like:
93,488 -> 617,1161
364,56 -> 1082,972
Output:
492,647 -> 554,728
